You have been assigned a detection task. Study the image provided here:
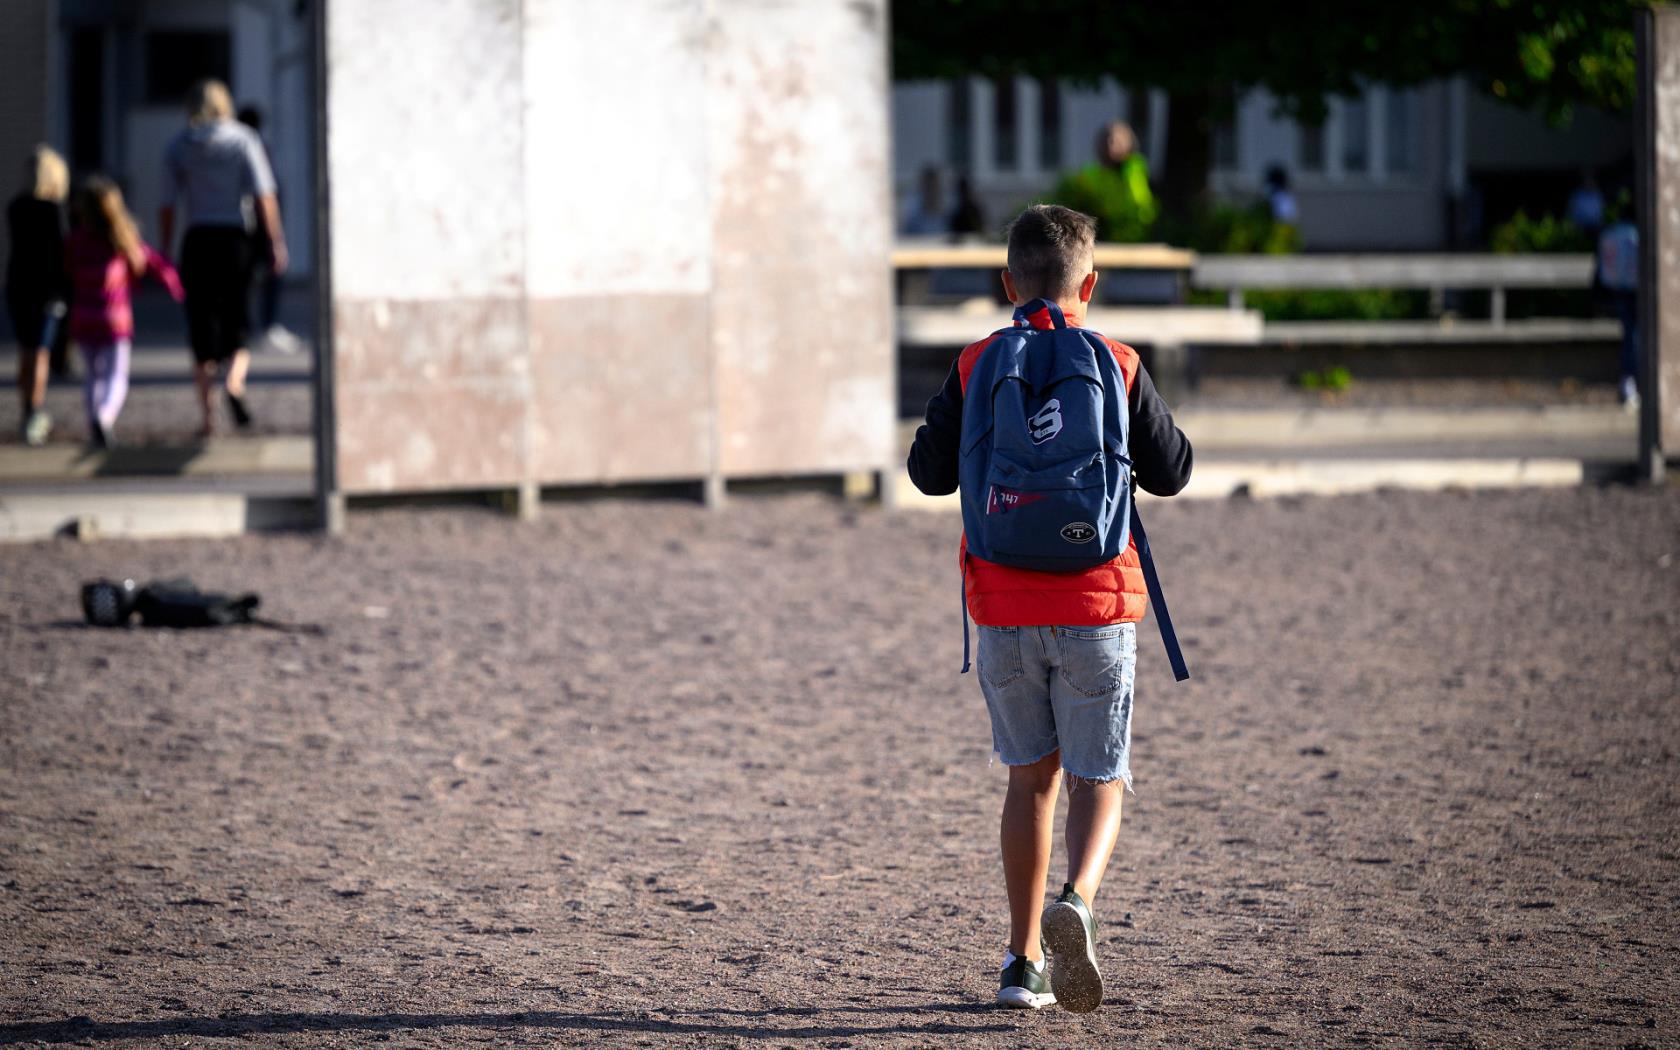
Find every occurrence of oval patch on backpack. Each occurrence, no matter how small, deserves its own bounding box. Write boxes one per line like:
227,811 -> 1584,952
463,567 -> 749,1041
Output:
1060,521 -> 1096,544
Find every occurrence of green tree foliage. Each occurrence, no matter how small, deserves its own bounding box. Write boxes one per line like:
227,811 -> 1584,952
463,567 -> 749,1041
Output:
892,1 -> 1643,124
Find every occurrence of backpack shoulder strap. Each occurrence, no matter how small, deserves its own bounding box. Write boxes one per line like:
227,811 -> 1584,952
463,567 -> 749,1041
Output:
1129,500 -> 1190,682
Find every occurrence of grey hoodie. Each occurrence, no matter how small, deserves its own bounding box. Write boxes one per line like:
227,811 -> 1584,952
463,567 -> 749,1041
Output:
162,119 -> 276,230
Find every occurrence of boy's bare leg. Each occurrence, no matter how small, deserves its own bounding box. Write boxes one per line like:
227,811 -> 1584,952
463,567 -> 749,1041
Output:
1001,750 -> 1062,959
1065,778 -> 1125,904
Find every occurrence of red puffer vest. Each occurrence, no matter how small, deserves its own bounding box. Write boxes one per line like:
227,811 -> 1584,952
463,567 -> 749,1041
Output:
956,316 -> 1147,626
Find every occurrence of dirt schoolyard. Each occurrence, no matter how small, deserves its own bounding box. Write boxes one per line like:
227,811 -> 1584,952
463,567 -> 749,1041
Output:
1,486 -> 1677,1047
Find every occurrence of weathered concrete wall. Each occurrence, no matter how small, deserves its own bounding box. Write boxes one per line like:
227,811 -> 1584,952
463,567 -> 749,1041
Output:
1655,6 -> 1680,454
708,1 -> 895,476
327,0 -> 892,495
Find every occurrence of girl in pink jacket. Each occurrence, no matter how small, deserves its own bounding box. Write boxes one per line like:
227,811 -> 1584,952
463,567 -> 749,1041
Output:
65,176 -> 182,447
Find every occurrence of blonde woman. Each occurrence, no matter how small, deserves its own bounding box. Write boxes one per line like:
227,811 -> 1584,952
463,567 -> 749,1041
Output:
159,79 -> 286,437
67,177 -> 182,447
6,145 -> 68,445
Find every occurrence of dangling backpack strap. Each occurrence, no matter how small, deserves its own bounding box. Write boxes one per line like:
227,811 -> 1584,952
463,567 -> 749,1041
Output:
960,580 -> 972,674
1130,500 -> 1190,682
959,551 -> 972,674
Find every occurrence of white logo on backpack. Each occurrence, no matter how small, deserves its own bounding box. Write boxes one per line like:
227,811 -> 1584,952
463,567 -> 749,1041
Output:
1028,400 -> 1063,444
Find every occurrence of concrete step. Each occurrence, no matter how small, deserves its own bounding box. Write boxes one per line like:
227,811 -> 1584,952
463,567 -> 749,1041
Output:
0,475 -> 315,542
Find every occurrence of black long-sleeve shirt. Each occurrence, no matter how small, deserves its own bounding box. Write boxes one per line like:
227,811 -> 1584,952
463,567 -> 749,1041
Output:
907,348 -> 1193,499
5,194 -> 68,303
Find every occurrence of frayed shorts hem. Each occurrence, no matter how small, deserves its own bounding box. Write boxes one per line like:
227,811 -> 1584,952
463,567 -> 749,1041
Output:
992,743 -> 1061,768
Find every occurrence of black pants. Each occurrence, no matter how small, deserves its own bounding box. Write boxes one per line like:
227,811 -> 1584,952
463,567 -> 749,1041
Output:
181,226 -> 253,364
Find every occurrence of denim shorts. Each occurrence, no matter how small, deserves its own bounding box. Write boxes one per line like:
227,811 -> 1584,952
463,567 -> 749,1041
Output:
976,623 -> 1137,787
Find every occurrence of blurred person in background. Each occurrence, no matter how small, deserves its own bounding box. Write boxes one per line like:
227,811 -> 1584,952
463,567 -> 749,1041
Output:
1596,210 -> 1640,409
1047,121 -> 1158,242
7,145 -> 69,446
236,105 -> 302,355
66,177 -> 182,448
160,79 -> 287,437
1263,164 -> 1298,226
950,174 -> 986,239
902,165 -> 950,236
1567,168 -> 1606,238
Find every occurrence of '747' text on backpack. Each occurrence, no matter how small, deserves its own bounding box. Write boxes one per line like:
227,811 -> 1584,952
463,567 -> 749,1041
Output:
957,298 -> 1188,681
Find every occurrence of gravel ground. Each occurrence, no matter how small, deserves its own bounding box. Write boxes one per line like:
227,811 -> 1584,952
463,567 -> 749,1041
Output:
1,487 -> 1678,1047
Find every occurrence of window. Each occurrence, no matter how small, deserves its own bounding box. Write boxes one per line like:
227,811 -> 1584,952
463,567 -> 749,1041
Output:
1298,122 -> 1325,172
144,30 -> 231,105
1038,78 -> 1061,170
946,79 -> 971,172
1128,86 -> 1151,150
1341,95 -> 1368,174
1386,90 -> 1414,174
1210,88 -> 1238,171
992,76 -> 1017,170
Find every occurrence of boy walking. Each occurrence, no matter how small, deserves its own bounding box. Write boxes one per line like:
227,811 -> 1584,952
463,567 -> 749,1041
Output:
907,205 -> 1192,1013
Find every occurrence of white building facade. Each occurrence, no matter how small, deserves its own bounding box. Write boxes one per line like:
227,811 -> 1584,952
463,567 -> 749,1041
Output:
892,76 -> 1631,250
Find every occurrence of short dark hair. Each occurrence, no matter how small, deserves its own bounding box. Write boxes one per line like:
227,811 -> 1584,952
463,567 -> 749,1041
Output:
1005,204 -> 1096,300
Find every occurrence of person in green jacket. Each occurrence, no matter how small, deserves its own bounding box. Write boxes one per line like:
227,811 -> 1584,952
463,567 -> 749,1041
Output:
1049,121 -> 1158,243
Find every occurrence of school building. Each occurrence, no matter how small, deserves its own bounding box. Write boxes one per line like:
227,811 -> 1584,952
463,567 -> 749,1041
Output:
892,77 -> 1631,249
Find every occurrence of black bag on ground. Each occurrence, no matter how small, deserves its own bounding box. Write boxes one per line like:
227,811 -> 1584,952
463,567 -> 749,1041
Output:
77,577 -> 263,629
133,580 -> 260,627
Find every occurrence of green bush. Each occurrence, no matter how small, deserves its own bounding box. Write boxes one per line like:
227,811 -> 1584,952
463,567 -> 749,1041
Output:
1188,285 -> 1429,322
1296,365 -> 1353,392
1488,210 -> 1592,254
1165,200 -> 1300,255
1245,287 -> 1428,322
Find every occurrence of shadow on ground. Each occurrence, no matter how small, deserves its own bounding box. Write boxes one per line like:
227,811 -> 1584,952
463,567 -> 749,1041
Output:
0,1003 -> 1009,1045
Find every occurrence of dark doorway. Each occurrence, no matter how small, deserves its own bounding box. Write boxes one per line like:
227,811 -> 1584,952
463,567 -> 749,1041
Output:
68,26 -> 105,172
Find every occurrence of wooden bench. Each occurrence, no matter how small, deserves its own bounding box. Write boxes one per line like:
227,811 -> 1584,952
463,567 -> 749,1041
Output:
895,241 -> 1254,401
1192,253 -> 1600,331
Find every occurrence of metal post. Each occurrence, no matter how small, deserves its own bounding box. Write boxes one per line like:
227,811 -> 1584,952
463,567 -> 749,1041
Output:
310,0 -> 344,531
1635,7 -> 1665,483
1489,286 -> 1505,328
702,472 -> 727,509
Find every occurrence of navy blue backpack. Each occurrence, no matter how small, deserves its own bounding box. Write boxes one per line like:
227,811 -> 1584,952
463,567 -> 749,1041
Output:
958,298 -> 1188,681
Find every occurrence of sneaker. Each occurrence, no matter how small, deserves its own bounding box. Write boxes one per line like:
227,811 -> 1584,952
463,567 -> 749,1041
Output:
226,391 -> 253,429
263,324 -> 304,355
1041,883 -> 1102,1013
23,409 -> 51,447
1620,377 -> 1641,412
996,952 -> 1055,1009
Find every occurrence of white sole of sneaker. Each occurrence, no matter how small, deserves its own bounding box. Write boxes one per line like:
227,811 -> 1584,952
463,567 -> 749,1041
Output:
1041,901 -> 1103,1013
996,986 -> 1056,1009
